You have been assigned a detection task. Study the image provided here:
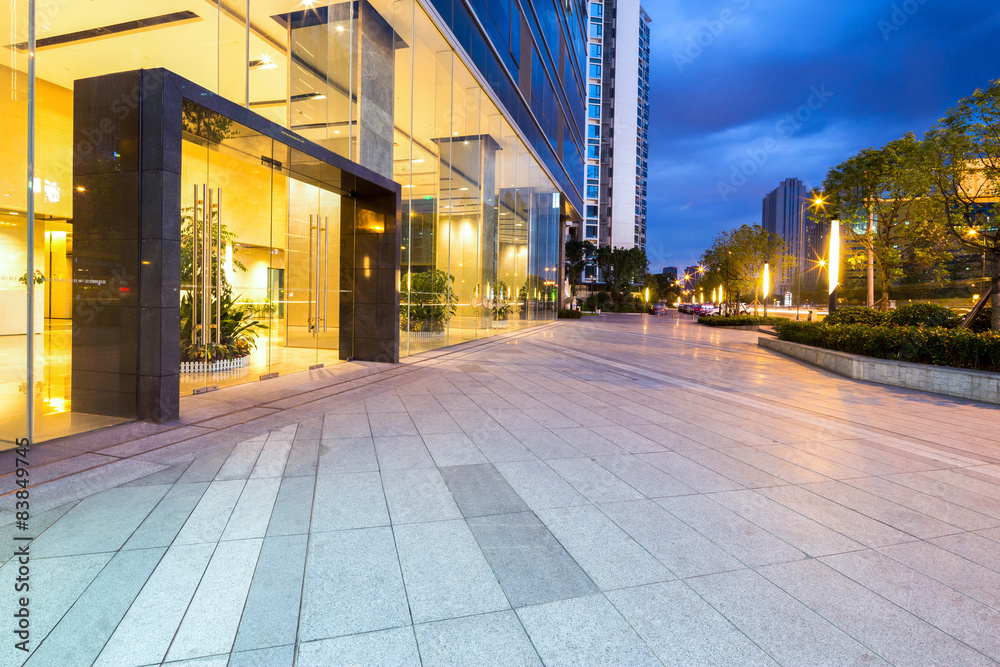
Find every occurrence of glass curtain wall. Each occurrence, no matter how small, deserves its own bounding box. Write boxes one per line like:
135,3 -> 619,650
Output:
393,0 -> 559,356
0,1 -> 30,447
3,0 -> 560,445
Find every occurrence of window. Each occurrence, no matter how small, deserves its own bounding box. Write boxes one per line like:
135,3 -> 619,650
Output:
590,44 -> 602,58
589,22 -> 602,38
587,124 -> 600,139
587,185 -> 599,199
587,143 -> 599,158
589,64 -> 601,78
588,104 -> 600,119
589,83 -> 600,98
591,3 -> 603,17
587,204 -> 598,217
587,225 -> 598,238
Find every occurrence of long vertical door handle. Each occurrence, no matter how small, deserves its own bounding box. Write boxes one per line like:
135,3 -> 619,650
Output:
323,215 -> 329,332
192,185 -> 199,344
216,188 -> 222,346
204,186 -> 211,346
308,214 -> 314,331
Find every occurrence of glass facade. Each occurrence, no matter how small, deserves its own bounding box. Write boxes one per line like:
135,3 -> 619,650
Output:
0,0 -> 579,445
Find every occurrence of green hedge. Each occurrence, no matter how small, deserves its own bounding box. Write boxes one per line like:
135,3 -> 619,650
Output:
822,306 -> 890,327
698,316 -> 785,327
885,303 -> 962,328
773,320 -> 1000,372
557,309 -> 583,319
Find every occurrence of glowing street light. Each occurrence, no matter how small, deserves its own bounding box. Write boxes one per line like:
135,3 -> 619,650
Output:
762,262 -> 770,317
828,219 -> 840,313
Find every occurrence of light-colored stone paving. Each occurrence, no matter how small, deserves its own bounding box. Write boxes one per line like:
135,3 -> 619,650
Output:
4,314 -> 1000,666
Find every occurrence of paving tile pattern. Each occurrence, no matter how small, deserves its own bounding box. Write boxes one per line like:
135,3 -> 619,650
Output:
3,316 -> 1000,665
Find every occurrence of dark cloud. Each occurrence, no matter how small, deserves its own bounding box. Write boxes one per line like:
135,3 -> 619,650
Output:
643,0 -> 1000,270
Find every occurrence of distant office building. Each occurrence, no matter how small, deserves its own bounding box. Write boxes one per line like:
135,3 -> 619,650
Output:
762,178 -> 810,292
662,266 -> 678,280
581,0 -> 651,267
684,266 -> 702,288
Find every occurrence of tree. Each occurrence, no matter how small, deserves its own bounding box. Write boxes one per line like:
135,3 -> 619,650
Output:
595,246 -> 648,308
925,79 -> 1000,331
823,133 -> 943,312
564,239 -> 596,299
701,224 -> 789,315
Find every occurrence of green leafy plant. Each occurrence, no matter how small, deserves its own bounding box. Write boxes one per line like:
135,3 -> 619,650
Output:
557,309 -> 583,319
699,315 -> 785,327
180,291 -> 266,362
823,306 -> 890,327
885,303 -> 962,328
19,270 -> 45,285
773,320 -> 1000,372
400,269 -> 458,333
489,280 -> 516,320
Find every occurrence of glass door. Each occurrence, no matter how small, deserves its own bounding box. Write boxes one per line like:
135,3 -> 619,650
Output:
273,152 -> 342,374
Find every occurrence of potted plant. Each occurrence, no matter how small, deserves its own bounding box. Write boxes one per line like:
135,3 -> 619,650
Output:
488,279 -> 516,328
400,269 -> 458,336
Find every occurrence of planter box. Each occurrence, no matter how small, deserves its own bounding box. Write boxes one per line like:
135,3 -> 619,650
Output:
181,355 -> 251,374
758,337 -> 1000,405
405,330 -> 446,339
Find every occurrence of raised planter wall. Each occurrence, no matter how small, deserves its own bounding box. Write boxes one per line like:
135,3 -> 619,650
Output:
758,337 -> 1000,405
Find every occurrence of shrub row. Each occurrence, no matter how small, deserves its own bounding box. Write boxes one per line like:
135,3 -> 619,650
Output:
698,316 -> 785,327
773,320 -> 1000,373
557,309 -> 583,319
823,303 -> 968,329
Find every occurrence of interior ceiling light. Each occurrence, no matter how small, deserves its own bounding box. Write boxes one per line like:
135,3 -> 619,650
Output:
250,55 -> 278,70
10,11 -> 199,51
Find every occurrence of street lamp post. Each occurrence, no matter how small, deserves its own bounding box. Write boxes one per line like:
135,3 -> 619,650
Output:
796,194 -> 825,320
829,218 -> 840,314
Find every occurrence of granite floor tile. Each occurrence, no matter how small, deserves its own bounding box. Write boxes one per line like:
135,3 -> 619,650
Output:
233,534 -> 308,652
415,610 -> 542,667
686,568 -> 888,666
373,435 -> 435,469
638,452 -> 745,493
494,460 -> 589,510
656,495 -> 806,567
166,538 -> 263,661
297,627 -> 420,667
122,482 -> 210,550
381,468 -> 463,524
95,543 -> 215,667
173,479 -> 246,545
317,437 -> 378,474
592,455 -> 695,498
310,472 -> 389,532
759,558 -> 997,667
468,511 -> 597,607
546,457 -> 645,503
599,499 -> 745,578
607,581 -> 778,666
421,432 -> 489,467
26,547 -> 165,667
439,463 -> 530,518
394,519 -> 509,623
537,505 -> 673,590
299,527 -> 409,640
266,476 -> 316,536
516,594 -> 662,667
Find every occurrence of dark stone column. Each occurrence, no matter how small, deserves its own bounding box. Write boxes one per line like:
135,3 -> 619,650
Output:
341,190 -> 400,363
71,69 -> 181,423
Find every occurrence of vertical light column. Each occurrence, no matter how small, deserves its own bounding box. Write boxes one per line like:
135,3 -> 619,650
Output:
26,0 -> 36,441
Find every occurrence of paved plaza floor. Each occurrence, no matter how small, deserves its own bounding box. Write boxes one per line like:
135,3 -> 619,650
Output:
3,314 -> 1000,666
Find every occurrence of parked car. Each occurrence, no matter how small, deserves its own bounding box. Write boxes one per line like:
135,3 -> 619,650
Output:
693,303 -> 719,316
651,303 -> 667,316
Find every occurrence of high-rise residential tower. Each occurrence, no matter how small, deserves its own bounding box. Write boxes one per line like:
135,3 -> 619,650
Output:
582,0 -> 651,264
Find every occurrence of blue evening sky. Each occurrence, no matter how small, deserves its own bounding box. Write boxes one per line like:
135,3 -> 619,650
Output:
641,0 -> 1000,270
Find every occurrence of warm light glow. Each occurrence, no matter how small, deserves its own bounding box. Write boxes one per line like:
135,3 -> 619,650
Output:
968,228 -> 979,237
829,220 -> 840,293
645,287 -> 649,302
712,288 -> 717,302
763,262 -> 770,298
973,294 -> 980,302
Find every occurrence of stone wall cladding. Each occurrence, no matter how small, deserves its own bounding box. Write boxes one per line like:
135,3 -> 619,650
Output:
758,337 -> 1000,406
